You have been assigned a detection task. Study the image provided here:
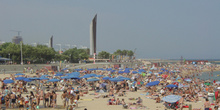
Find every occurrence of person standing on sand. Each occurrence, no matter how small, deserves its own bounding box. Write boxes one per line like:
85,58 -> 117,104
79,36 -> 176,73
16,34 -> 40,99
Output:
61,91 -> 68,108
44,91 -> 50,107
204,98 -> 211,110
52,91 -> 57,108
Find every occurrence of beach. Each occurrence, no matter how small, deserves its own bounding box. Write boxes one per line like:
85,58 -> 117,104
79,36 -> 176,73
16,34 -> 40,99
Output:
1,61 -> 220,110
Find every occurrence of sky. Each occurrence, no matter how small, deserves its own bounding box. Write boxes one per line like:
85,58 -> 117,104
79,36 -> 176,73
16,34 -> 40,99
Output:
0,0 -> 220,59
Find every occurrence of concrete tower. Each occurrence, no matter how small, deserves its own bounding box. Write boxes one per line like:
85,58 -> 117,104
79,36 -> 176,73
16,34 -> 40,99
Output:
90,14 -> 97,56
12,36 -> 23,44
49,35 -> 53,48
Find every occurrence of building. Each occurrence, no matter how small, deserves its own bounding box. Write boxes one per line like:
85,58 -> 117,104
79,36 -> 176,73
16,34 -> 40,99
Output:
90,14 -> 97,56
49,35 -> 53,48
12,36 -> 23,44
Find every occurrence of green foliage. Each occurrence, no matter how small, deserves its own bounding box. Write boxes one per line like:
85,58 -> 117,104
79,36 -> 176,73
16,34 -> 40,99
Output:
98,51 -> 110,59
113,49 -> 134,60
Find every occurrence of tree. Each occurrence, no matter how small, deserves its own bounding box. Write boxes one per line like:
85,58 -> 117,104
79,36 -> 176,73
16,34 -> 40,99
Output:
98,51 -> 110,59
114,49 -> 122,60
127,50 -> 134,60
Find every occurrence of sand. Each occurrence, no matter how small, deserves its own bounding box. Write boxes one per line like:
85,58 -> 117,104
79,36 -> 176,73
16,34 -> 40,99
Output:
1,73 -> 210,110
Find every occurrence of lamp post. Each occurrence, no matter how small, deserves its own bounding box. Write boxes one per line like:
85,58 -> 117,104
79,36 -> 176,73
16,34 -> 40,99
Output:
56,44 -> 61,54
20,42 -> 23,65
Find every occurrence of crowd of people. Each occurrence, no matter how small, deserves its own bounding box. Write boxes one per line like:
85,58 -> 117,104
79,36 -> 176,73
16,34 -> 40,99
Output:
0,62 -> 219,110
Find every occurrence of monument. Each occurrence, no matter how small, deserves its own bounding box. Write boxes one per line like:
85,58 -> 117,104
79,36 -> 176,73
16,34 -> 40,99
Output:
90,14 -> 97,56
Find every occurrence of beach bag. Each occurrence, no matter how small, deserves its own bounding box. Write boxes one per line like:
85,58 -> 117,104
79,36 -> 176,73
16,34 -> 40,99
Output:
1,97 -> 5,104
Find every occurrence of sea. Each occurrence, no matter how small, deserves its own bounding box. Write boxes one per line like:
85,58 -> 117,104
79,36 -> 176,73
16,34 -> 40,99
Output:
195,71 -> 220,81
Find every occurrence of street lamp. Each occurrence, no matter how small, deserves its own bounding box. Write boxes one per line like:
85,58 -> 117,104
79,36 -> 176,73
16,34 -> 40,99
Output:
72,45 -> 77,48
65,44 -> 70,49
56,44 -> 62,54
20,42 -> 23,65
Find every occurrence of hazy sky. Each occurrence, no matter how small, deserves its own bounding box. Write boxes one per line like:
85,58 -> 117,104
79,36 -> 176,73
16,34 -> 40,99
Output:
0,0 -> 220,59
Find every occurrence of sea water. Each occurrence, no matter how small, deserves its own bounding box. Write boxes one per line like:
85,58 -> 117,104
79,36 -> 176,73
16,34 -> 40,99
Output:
195,71 -> 220,81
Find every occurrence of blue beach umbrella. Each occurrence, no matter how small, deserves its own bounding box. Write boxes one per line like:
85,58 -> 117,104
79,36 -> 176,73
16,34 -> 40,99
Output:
47,79 -> 60,82
162,95 -> 182,103
106,68 -> 112,71
55,72 -> 63,76
61,76 -> 71,79
30,77 -> 40,80
132,71 -> 138,74
15,77 -> 25,80
120,77 -> 131,80
146,81 -> 160,87
96,75 -> 104,78
138,69 -> 146,73
98,68 -> 104,70
15,73 -> 24,76
68,75 -> 80,79
166,84 -> 178,88
87,78 -> 100,82
118,71 -> 124,74
75,69 -> 83,71
109,78 -> 124,82
66,72 -> 80,77
3,79 -> 14,84
89,73 -> 97,77
124,70 -> 130,73
39,77 -> 49,80
111,70 -> 116,73
184,78 -> 192,82
23,78 -> 33,82
103,77 -> 111,80
41,75 -> 50,77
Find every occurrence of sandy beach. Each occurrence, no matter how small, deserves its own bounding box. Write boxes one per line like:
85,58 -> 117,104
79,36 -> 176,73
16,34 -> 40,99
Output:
1,62 -> 220,110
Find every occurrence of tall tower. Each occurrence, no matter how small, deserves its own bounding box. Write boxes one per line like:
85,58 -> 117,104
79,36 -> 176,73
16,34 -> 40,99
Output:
12,36 -> 23,44
49,35 -> 53,48
90,14 -> 97,56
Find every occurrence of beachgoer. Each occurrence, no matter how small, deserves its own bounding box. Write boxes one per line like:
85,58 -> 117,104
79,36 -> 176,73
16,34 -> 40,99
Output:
204,98 -> 211,110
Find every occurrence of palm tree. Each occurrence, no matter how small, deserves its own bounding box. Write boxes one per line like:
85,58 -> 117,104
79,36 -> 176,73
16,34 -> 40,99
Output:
127,50 -> 134,60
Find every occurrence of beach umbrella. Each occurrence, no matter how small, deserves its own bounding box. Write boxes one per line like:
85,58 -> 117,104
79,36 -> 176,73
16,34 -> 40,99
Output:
146,81 -> 160,87
118,71 -> 124,74
75,69 -> 83,71
39,77 -> 49,80
106,68 -> 112,71
109,78 -> 124,82
184,78 -> 192,82
47,79 -> 60,82
3,79 -> 14,84
166,84 -> 178,88
124,70 -> 130,73
61,76 -> 71,79
103,77 -> 111,80
215,81 -> 220,85
29,77 -> 40,80
89,73 -> 97,77
138,69 -> 146,73
15,73 -> 24,76
158,72 -> 163,74
61,68 -> 68,71
23,78 -> 33,82
120,77 -> 131,80
41,75 -> 50,77
15,77 -> 25,80
162,95 -> 182,103
68,75 -> 80,79
87,78 -> 100,82
96,75 -> 104,78
55,72 -> 63,76
66,72 -> 80,77
111,70 -> 116,73
98,68 -> 104,70
132,71 -> 138,74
